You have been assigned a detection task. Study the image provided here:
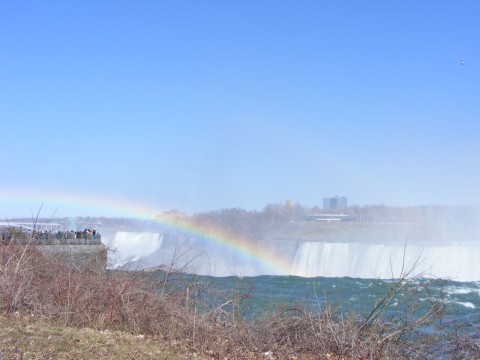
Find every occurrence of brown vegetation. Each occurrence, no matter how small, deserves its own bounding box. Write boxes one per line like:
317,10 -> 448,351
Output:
1,240 -> 480,359
0,316 -> 196,360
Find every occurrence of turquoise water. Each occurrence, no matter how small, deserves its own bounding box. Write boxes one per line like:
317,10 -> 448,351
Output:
179,275 -> 480,329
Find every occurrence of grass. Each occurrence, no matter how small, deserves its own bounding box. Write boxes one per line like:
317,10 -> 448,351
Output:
0,315 -> 200,360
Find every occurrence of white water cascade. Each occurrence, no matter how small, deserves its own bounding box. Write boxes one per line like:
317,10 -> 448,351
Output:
108,231 -> 163,267
291,242 -> 480,281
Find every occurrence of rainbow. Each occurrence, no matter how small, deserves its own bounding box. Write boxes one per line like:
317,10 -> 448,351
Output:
0,188 -> 293,274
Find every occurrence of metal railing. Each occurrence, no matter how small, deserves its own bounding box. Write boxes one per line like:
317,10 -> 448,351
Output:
1,231 -> 102,246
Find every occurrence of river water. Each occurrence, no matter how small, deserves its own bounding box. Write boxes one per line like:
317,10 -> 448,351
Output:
185,274 -> 480,330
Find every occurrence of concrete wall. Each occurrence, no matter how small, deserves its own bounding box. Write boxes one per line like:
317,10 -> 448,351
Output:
38,244 -> 107,272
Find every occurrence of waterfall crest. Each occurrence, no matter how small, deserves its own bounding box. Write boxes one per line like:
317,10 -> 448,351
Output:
109,231 -> 163,265
292,242 -> 480,281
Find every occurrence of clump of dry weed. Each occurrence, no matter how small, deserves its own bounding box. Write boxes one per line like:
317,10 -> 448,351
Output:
1,240 -> 480,359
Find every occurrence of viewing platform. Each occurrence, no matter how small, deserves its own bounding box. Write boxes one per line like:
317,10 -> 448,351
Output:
0,220 -> 108,272
0,228 -> 107,271
1,229 -> 102,246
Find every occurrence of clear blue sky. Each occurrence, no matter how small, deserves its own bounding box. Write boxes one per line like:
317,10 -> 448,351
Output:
1,1 -> 479,218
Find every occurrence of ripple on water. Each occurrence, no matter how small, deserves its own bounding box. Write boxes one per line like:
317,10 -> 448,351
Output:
455,302 -> 476,309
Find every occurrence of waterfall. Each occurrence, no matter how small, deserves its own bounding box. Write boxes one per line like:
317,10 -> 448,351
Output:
103,230 -> 268,276
108,231 -> 163,266
103,231 -> 480,281
291,242 -> 480,281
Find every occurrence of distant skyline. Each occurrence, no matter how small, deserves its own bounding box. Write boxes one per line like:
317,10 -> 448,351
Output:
1,1 -> 479,218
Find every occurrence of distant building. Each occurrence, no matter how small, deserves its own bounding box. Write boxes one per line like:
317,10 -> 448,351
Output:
0,221 -> 64,232
306,213 -> 350,222
155,210 -> 187,221
323,196 -> 348,210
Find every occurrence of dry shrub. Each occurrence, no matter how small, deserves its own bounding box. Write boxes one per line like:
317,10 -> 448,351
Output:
1,242 -> 480,359
0,243 -> 192,338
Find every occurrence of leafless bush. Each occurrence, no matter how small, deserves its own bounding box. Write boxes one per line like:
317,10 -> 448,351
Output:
1,240 -> 480,359
0,243 -> 187,335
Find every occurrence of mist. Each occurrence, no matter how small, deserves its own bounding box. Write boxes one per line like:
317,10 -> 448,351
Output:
65,203 -> 480,281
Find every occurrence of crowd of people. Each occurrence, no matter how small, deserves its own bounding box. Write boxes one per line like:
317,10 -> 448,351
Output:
1,228 -> 101,242
34,229 -> 100,240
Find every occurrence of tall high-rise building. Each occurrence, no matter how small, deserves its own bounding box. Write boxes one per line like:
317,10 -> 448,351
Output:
323,196 -> 348,210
